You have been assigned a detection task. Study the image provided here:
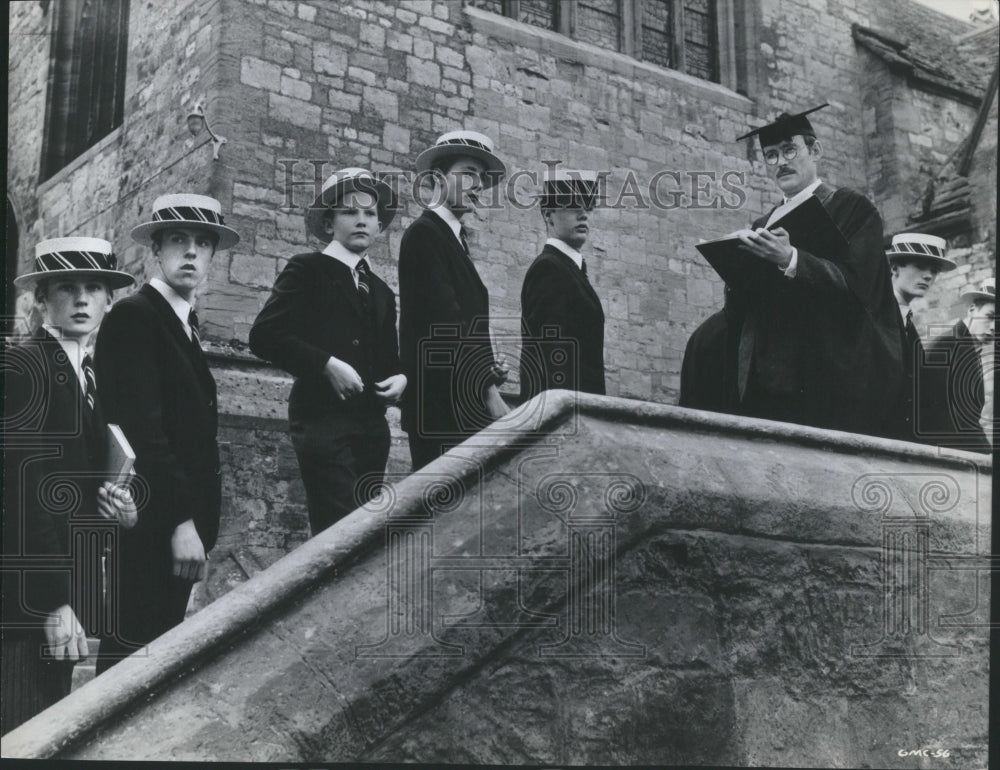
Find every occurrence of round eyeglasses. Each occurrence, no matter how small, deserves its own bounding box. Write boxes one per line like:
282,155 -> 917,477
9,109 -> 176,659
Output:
763,146 -> 800,165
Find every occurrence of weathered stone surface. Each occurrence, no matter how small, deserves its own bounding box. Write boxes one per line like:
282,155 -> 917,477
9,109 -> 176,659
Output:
3,395 -> 989,766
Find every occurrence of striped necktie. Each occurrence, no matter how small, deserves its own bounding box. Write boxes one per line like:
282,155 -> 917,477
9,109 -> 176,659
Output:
188,308 -> 201,348
356,258 -> 372,306
82,354 -> 97,412
459,226 -> 470,258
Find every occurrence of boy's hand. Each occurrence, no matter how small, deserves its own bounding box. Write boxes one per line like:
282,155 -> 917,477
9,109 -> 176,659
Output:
45,605 -> 89,662
324,356 -> 365,399
374,373 -> 407,404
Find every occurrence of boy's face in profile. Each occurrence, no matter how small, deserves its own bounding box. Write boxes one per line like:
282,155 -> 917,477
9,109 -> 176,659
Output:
324,189 -> 381,254
967,300 -> 995,342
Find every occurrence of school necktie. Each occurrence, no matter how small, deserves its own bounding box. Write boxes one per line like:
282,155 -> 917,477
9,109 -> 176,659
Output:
82,354 -> 97,412
903,310 -> 920,366
459,226 -> 470,258
356,258 -> 372,308
188,308 -> 202,348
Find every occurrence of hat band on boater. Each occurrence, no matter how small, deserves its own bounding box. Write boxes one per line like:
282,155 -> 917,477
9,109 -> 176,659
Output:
151,206 -> 225,226
435,137 -> 492,153
35,250 -> 120,273
887,241 -> 945,259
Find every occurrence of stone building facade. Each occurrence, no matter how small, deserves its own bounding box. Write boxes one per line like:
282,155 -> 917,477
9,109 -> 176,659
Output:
5,0 -> 996,595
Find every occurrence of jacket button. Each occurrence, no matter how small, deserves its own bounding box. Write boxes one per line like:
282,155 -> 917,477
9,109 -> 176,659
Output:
207,399 -> 215,407
352,339 -> 360,346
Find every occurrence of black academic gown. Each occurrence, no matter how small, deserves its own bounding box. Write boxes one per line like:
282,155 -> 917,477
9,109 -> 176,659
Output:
723,183 -> 903,437
519,243 -> 606,401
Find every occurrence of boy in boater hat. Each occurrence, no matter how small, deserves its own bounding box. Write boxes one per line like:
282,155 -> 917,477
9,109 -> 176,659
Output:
885,233 -> 957,444
250,168 -> 406,536
519,168 -> 606,402
94,194 -> 239,672
2,238 -> 137,731
398,130 -> 510,470
685,103 -> 903,437
921,277 -> 995,453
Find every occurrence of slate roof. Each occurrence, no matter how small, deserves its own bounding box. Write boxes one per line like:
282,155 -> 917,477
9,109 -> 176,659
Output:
853,0 -> 997,105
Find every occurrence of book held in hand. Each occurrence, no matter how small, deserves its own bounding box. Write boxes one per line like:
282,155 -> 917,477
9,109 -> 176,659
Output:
107,423 -> 136,484
696,195 -> 849,292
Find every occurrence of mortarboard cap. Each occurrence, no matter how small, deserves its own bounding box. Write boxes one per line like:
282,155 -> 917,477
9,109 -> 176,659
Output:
737,103 -> 829,146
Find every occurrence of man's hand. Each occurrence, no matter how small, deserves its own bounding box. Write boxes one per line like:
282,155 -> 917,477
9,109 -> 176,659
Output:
484,385 -> 510,420
44,604 -> 88,662
171,519 -> 207,582
97,482 -> 138,529
737,226 -> 794,268
374,373 -> 407,404
323,356 -> 365,400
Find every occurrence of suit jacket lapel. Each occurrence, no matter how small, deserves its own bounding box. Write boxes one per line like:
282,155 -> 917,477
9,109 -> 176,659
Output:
139,284 -> 213,391
424,211 -> 488,299
140,284 -> 194,351
37,329 -> 103,446
544,245 -> 601,307
319,254 -> 366,319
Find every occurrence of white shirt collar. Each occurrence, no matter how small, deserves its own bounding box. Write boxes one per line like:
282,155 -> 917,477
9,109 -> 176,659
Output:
42,324 -> 88,393
893,288 -> 912,321
150,277 -> 195,339
545,237 -> 584,270
322,239 -> 367,288
322,239 -> 364,270
428,204 -> 463,243
782,177 -> 823,206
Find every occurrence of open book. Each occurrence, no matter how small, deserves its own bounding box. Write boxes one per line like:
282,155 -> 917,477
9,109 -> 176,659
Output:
696,195 -> 849,292
107,423 -> 136,484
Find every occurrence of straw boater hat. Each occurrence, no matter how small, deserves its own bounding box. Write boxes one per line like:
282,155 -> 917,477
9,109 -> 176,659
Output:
14,237 -> 135,290
130,194 -> 240,250
885,233 -> 957,272
534,168 -> 605,209
415,130 -> 506,186
304,167 -> 397,242
960,277 -> 995,304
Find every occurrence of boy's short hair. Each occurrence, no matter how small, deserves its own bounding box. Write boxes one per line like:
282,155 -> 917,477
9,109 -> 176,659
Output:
150,227 -> 220,250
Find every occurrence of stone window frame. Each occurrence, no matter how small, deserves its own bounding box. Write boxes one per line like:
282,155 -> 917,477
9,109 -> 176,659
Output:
40,0 -> 130,181
467,0 -> 746,92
